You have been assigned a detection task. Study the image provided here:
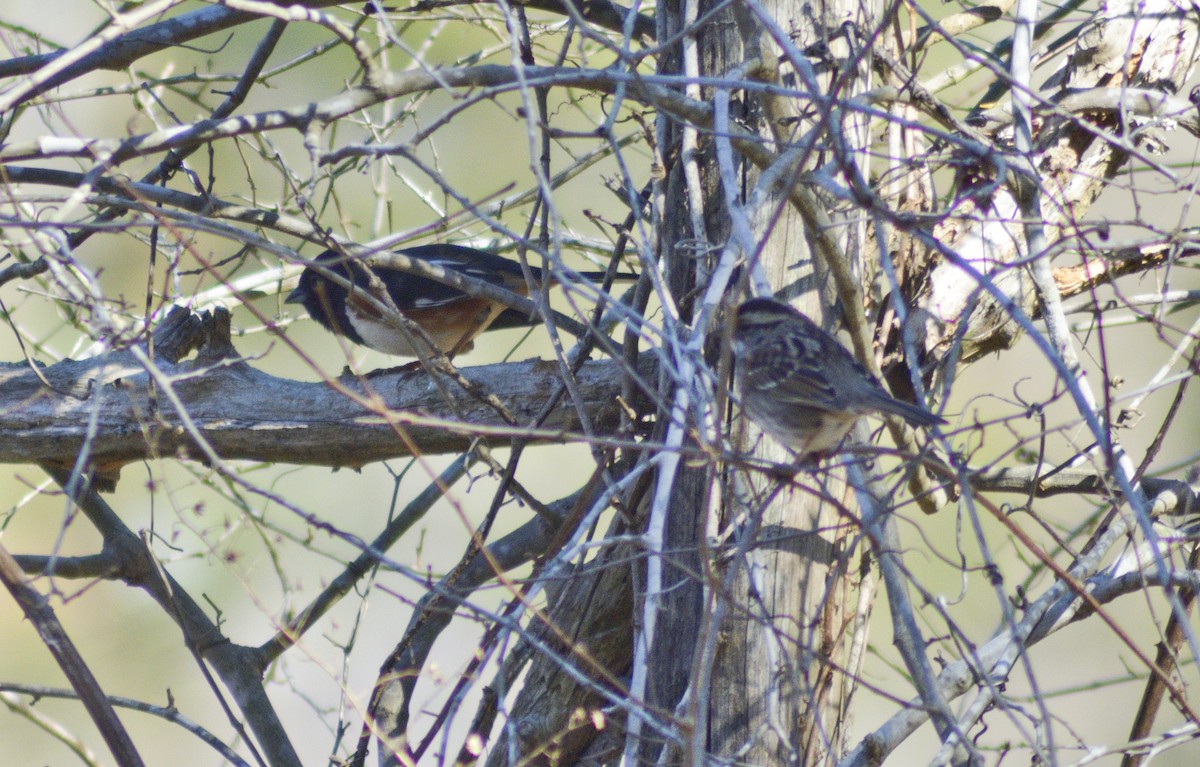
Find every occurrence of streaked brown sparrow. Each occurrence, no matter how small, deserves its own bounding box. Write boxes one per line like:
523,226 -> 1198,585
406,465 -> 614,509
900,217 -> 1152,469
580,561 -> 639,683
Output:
732,297 -> 944,458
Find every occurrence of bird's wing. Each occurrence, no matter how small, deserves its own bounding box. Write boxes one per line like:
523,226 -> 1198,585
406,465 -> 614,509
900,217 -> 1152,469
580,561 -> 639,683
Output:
382,245 -> 531,311
744,342 -> 841,409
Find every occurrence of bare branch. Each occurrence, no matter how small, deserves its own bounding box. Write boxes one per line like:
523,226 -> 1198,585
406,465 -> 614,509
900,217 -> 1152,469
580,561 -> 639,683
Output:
0,308 -> 653,486
0,543 -> 145,767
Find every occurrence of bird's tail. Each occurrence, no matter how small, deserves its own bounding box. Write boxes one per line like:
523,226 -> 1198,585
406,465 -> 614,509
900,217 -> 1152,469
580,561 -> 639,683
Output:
877,396 -> 946,428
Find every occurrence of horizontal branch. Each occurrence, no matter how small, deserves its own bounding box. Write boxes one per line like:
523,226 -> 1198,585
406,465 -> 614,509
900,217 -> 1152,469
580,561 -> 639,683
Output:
0,683 -> 251,767
972,86 -> 1200,139
0,65 -> 713,166
0,307 -> 650,487
1052,236 -> 1184,299
0,0 -> 653,109
969,465 -> 1197,517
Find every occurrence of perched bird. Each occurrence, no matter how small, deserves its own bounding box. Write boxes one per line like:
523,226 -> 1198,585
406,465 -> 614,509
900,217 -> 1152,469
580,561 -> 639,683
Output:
732,297 -> 944,458
286,244 -> 632,357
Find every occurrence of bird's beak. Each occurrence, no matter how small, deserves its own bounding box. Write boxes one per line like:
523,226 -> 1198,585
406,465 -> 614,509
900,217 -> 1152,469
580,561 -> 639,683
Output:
284,288 -> 304,305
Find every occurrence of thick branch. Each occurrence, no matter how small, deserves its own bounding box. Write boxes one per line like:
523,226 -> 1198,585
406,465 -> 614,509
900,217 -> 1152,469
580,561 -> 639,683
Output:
0,308 -> 651,486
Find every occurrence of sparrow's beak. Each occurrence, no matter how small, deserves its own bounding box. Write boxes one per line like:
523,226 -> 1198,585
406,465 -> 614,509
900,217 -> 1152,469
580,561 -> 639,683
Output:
284,287 -> 305,305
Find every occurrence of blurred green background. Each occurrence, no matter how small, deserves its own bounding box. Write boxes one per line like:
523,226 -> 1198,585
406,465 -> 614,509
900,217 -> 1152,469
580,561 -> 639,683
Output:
2,2 -> 1199,766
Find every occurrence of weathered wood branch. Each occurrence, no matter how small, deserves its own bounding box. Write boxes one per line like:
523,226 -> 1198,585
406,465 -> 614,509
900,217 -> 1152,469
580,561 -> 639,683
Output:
0,307 -> 651,487
916,0 -> 1200,364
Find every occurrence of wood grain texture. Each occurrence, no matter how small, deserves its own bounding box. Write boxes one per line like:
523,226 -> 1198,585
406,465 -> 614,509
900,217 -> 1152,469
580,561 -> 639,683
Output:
0,307 -> 651,487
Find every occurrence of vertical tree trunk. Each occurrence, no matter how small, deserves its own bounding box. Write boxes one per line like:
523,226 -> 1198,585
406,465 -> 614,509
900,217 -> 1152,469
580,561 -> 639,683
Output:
652,0 -> 876,764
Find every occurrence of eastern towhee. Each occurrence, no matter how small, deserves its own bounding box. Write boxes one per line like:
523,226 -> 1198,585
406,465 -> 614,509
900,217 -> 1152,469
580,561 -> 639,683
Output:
286,244 -> 635,357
